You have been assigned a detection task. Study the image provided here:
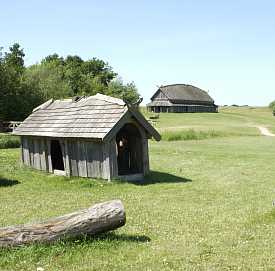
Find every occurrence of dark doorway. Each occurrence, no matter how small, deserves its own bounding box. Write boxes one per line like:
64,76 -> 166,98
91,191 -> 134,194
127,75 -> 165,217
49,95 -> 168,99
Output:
116,123 -> 143,175
51,140 -> 64,171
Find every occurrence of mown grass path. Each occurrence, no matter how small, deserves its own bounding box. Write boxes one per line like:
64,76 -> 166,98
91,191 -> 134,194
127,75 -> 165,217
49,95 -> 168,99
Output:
257,126 -> 275,137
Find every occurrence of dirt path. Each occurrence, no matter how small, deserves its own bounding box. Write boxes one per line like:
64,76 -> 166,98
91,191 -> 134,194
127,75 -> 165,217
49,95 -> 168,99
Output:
257,126 -> 275,137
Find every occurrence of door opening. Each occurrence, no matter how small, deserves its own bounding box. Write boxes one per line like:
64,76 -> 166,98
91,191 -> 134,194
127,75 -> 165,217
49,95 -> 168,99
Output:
116,123 -> 143,175
51,140 -> 64,171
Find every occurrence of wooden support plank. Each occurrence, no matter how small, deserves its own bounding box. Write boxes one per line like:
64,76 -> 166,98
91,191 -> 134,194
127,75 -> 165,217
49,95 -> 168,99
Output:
102,142 -> 111,180
46,139 -> 53,173
69,140 -> 79,177
29,138 -> 34,167
109,139 -> 118,179
40,138 -> 47,171
142,138 -> 150,175
33,138 -> 41,170
60,140 -> 67,173
22,136 -> 30,166
64,139 -> 71,177
20,137 -> 24,165
77,141 -> 88,177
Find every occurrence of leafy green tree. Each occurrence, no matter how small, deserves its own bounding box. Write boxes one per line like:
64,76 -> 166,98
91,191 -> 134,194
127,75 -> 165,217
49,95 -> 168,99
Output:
0,44 -> 27,120
0,44 -> 43,120
0,43 -> 141,121
25,61 -> 72,100
4,43 -> 25,74
107,78 -> 140,103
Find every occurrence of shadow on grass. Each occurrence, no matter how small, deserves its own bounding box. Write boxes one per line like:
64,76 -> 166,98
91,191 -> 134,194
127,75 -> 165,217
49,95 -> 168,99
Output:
0,177 -> 20,187
90,232 -> 151,243
0,232 -> 151,252
131,170 -> 192,186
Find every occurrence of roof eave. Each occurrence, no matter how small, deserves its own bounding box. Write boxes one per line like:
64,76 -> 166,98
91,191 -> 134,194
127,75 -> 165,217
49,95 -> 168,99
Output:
127,106 -> 161,141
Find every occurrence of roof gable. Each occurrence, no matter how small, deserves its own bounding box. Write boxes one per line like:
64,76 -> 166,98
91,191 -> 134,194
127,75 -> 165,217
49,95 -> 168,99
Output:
14,94 -> 160,141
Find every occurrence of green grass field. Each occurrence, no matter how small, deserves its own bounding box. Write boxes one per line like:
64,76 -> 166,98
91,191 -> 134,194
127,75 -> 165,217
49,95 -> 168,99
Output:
1,107 -> 275,270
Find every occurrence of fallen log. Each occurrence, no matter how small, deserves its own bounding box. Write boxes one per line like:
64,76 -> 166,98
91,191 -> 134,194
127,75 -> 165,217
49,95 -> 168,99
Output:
0,200 -> 126,247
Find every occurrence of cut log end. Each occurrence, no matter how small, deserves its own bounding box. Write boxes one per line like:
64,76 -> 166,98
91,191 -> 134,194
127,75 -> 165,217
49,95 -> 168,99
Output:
0,200 -> 126,248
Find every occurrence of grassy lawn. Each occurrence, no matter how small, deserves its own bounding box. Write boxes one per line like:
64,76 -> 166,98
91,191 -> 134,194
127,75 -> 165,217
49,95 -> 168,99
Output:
1,107 -> 275,270
144,106 -> 275,137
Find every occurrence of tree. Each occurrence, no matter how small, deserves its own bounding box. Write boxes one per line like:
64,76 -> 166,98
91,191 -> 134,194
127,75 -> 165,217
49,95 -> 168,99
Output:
25,61 -> 72,100
0,43 -> 141,121
0,44 -> 43,120
4,43 -> 25,75
107,78 -> 140,104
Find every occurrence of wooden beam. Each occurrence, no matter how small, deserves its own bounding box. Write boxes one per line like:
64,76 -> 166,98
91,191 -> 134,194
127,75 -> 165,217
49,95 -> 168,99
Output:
0,200 -> 126,247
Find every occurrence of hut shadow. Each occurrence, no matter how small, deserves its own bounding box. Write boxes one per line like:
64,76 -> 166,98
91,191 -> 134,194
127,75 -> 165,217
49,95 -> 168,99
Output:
61,232 -> 151,247
131,171 -> 192,186
90,232 -> 151,243
0,177 -> 20,187
0,233 -> 151,252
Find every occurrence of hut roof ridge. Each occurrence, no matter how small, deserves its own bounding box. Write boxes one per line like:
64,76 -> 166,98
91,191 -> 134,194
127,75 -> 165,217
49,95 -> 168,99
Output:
14,94 -> 160,141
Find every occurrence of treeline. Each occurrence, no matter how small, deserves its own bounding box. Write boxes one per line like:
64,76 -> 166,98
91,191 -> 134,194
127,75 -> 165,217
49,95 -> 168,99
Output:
0,43 -> 139,121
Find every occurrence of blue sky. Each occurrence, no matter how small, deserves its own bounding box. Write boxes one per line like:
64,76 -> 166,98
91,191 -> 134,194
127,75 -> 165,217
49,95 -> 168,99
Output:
1,0 -> 275,105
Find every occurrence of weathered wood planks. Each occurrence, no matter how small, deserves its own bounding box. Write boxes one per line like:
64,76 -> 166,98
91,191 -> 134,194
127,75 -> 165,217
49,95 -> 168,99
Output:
0,200 -> 126,247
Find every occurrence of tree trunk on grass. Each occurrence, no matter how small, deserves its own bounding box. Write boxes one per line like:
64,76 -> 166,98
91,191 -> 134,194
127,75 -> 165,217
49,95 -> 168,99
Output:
0,200 -> 126,247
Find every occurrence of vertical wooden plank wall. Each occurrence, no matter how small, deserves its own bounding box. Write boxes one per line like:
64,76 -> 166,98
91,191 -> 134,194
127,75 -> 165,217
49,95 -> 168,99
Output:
60,140 -> 67,173
29,138 -> 34,167
133,121 -> 150,175
142,138 -> 149,174
33,138 -> 41,170
19,133 -> 149,180
68,140 -> 78,176
21,136 -> 31,166
77,141 -> 88,177
102,142 -> 110,180
64,140 -> 71,177
21,136 -> 50,172
40,139 -> 47,171
108,139 -> 118,179
86,141 -> 103,179
46,139 -> 52,173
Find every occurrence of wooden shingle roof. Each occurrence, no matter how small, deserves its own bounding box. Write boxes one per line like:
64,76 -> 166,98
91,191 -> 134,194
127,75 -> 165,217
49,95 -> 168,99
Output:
14,94 -> 160,141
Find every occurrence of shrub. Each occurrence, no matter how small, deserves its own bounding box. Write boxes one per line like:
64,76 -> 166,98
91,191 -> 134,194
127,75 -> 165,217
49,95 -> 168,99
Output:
269,100 -> 275,109
0,134 -> 20,149
161,129 -> 223,141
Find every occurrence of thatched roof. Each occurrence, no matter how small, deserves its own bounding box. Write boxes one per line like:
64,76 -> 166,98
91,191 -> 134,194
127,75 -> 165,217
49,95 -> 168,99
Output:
151,84 -> 215,104
14,94 -> 160,141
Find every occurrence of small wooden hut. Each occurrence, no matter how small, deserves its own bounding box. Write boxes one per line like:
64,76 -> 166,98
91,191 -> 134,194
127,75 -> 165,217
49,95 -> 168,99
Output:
147,84 -> 218,113
13,94 -> 161,181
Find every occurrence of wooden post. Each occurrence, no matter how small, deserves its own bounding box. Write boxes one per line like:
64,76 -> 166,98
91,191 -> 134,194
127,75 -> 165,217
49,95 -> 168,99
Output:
64,139 -> 71,177
102,142 -> 111,181
46,139 -> 53,173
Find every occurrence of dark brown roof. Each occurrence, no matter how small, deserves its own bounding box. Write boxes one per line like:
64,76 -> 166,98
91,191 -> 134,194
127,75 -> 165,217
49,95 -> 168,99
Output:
14,94 -> 161,141
152,84 -> 215,104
